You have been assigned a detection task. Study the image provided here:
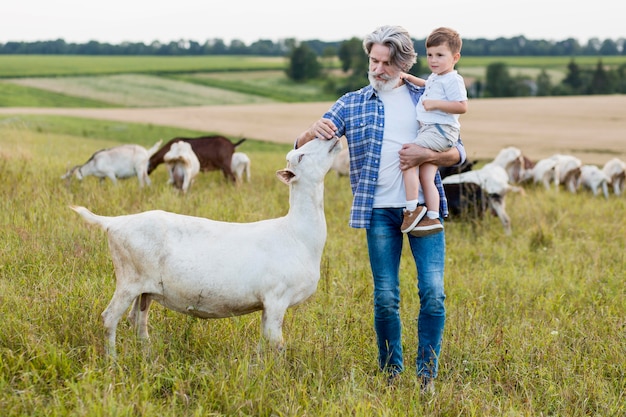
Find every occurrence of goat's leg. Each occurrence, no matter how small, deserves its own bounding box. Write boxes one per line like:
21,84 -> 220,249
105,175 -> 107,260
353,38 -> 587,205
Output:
127,294 -> 152,339
260,304 -> 288,350
182,172 -> 192,193
138,169 -> 150,188
106,173 -> 118,185
101,289 -> 137,357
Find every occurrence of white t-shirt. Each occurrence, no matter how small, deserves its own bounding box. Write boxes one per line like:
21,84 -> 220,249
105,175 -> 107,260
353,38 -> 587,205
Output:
416,70 -> 467,128
373,84 -> 420,208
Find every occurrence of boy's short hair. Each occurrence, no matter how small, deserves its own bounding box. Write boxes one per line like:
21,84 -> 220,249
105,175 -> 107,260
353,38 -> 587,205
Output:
426,27 -> 462,54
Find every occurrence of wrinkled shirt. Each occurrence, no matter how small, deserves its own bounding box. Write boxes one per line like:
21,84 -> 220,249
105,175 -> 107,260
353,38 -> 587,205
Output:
321,82 -> 466,229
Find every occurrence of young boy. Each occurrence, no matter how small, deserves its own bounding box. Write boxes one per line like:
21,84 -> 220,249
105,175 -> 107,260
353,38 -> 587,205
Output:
401,27 -> 468,236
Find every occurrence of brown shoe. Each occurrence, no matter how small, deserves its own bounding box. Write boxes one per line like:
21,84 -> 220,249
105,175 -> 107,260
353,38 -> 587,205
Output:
401,206 -> 427,233
409,217 -> 443,237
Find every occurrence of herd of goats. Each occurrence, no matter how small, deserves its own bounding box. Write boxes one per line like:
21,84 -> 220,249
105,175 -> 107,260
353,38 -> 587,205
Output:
62,135 -> 626,235
332,145 -> 626,235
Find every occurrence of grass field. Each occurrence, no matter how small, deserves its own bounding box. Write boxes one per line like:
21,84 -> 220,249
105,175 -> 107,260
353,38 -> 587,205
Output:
0,56 -> 625,416
0,114 -> 624,416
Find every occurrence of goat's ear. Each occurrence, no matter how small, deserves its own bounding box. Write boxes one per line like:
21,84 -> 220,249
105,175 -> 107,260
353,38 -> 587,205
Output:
276,169 -> 295,185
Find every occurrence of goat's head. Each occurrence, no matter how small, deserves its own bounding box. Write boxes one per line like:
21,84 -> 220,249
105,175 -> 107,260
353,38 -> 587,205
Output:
61,165 -> 81,181
276,138 -> 342,185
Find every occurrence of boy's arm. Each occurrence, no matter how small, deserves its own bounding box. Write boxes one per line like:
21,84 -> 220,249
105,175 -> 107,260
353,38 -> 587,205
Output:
421,99 -> 467,114
401,72 -> 426,87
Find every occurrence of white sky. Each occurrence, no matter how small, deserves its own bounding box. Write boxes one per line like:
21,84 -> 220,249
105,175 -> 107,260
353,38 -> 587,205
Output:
2,0 -> 624,46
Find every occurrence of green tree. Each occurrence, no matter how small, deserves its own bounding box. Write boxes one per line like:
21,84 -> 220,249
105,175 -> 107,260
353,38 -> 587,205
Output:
588,60 -> 613,94
338,37 -> 363,73
484,62 -> 513,97
562,59 -> 583,93
286,43 -> 321,82
536,69 -> 552,96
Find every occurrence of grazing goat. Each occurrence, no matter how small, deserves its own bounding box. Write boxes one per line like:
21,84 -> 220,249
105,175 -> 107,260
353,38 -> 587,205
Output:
231,152 -> 251,183
163,141 -> 201,193
577,165 -> 610,198
442,163 -> 524,235
70,137 -> 342,357
62,140 -> 162,187
602,157 -> 626,196
521,154 -> 581,193
330,147 -> 350,177
521,157 -> 559,190
148,135 -> 245,183
491,146 -> 528,184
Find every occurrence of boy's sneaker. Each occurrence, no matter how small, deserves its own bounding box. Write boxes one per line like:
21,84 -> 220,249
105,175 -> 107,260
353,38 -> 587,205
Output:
401,206 -> 427,233
409,217 -> 443,237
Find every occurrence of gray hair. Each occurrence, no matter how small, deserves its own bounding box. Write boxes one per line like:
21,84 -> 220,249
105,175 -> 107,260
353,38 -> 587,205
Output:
362,25 -> 417,72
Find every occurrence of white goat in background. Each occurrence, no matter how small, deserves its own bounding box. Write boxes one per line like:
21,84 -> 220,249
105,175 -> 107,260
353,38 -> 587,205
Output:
577,165 -> 610,198
62,140 -> 162,187
70,137 -> 342,357
491,146 -> 527,184
602,157 -> 626,196
521,154 -> 581,193
163,141 -> 201,193
230,152 -> 251,183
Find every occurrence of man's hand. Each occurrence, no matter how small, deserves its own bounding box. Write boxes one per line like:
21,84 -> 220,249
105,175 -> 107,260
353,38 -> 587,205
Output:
399,144 -> 435,170
399,143 -> 462,170
296,118 -> 337,148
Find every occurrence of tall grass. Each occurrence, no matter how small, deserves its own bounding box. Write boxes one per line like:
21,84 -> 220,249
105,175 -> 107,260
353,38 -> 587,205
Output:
0,120 -> 624,416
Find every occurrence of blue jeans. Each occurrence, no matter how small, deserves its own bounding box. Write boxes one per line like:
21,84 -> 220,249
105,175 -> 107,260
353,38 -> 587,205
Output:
365,208 -> 446,379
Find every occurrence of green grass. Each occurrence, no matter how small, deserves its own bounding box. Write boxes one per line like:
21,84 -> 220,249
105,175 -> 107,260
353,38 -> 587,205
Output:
0,119 -> 624,416
0,82 -> 115,108
0,55 -> 287,78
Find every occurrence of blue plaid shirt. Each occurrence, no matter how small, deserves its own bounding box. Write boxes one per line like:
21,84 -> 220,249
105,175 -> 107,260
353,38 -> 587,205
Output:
322,81 -> 466,229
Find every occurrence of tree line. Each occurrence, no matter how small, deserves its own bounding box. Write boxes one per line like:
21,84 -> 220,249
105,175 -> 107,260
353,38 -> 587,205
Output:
0,35 -> 624,57
3,35 -> 625,97
286,39 -> 626,98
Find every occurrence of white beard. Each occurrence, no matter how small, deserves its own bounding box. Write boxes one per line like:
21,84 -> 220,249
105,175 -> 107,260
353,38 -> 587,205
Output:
368,72 -> 401,92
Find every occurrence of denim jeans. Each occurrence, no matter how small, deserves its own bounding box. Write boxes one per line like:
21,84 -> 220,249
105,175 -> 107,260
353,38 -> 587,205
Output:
365,207 -> 446,378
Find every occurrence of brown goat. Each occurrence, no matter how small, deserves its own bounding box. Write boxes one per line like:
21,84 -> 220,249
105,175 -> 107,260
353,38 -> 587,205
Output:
148,135 -> 246,182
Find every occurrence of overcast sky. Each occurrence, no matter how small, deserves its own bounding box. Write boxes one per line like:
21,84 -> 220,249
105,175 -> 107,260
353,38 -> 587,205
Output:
2,0 -> 624,46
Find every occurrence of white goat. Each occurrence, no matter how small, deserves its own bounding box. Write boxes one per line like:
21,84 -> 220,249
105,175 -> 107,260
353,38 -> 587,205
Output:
231,152 -> 251,183
522,154 -> 581,193
553,154 -> 582,193
163,141 -> 200,193
70,137 -> 342,357
442,162 -> 524,235
577,165 -> 610,198
521,157 -> 559,190
602,157 -> 626,196
62,140 -> 162,187
491,146 -> 526,184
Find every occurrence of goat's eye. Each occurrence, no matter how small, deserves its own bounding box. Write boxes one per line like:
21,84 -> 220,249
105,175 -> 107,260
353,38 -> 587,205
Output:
298,154 -> 305,163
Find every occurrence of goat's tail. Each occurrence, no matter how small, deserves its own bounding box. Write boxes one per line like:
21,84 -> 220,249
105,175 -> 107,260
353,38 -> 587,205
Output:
233,138 -> 246,148
69,205 -> 108,228
146,139 -> 164,158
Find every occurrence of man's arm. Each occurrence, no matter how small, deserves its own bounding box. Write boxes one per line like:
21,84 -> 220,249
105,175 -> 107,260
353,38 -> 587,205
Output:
399,142 -> 464,171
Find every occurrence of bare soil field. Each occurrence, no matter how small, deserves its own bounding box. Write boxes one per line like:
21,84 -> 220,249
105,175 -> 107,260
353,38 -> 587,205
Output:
2,95 -> 625,165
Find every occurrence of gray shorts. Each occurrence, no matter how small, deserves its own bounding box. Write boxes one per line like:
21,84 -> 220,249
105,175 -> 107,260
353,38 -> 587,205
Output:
414,123 -> 459,152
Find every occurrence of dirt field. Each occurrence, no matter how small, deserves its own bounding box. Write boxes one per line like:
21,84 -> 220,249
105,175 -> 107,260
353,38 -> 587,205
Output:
2,95 -> 625,165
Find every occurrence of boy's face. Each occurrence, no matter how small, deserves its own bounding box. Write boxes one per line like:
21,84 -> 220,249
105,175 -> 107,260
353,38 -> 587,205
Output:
426,43 -> 460,76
